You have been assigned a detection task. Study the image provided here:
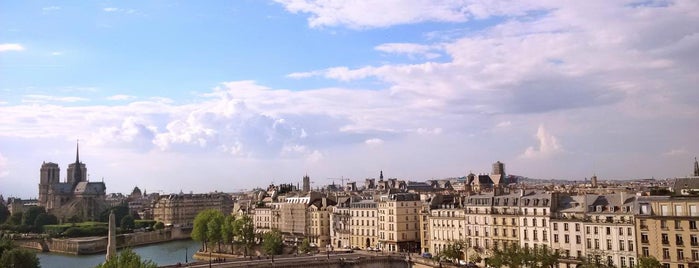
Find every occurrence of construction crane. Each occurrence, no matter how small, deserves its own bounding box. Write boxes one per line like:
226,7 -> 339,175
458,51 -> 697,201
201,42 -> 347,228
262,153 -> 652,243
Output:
327,177 -> 348,187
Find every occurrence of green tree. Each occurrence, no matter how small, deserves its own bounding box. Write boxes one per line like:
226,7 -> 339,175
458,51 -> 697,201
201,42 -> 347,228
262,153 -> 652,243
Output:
100,203 -> 130,227
206,212 -> 224,252
8,212 -> 22,225
486,244 -> 559,268
638,256 -> 661,268
0,248 -> 40,268
0,239 -> 15,257
232,214 -> 255,256
221,215 -> 234,252
192,209 -> 223,252
153,222 -> 164,230
298,238 -> 311,254
121,215 -> 135,231
95,248 -> 157,268
437,240 -> 466,263
0,204 -> 9,224
21,206 -> 46,227
33,213 -> 58,232
262,229 -> 283,255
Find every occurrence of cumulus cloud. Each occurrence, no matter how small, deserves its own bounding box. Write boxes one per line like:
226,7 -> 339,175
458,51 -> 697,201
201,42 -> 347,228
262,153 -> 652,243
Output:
274,0 -> 547,29
106,94 -> 136,101
375,43 -> 442,59
103,7 -> 136,14
21,95 -> 89,103
0,44 -> 25,52
521,125 -> 563,159
364,138 -> 384,146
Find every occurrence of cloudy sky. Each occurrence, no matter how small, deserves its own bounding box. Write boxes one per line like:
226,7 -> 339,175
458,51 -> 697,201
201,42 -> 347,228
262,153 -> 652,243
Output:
1,0 -> 698,198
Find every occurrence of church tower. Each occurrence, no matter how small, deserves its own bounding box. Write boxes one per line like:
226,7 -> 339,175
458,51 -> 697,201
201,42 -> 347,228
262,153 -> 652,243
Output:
67,141 -> 86,186
694,157 -> 698,176
302,174 -> 310,193
38,162 -> 60,207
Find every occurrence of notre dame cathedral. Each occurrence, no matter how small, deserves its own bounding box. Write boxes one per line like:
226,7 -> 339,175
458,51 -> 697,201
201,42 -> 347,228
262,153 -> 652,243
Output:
37,142 -> 107,222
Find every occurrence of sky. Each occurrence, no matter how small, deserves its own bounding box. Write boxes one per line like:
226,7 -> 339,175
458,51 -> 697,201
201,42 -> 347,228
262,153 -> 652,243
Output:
1,0 -> 698,198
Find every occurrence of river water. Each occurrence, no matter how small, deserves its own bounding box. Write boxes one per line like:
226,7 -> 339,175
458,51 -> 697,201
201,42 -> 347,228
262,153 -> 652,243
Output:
37,239 -> 201,268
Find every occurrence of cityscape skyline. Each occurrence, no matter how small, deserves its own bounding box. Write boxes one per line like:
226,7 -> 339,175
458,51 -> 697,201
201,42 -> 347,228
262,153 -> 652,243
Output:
1,1 -> 698,198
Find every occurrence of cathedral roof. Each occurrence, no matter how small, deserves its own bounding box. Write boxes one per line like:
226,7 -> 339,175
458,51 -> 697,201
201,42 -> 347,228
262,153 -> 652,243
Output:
74,181 -> 106,195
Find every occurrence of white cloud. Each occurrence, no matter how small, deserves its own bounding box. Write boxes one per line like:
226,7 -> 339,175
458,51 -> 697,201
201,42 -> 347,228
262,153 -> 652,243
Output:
496,121 -> 512,128
21,94 -> 89,103
51,51 -> 63,56
42,6 -> 61,12
375,43 -> 442,59
364,138 -> 384,146
103,7 -> 136,14
103,7 -> 119,12
663,148 -> 688,157
521,125 -> 563,159
107,94 -> 136,101
0,44 -> 25,52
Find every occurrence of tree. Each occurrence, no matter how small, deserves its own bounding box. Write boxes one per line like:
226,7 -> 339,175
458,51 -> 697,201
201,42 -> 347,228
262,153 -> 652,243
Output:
638,256 -> 661,268
100,203 -> 130,227
21,207 -> 46,227
221,215 -> 234,252
192,209 -> 224,252
232,214 -> 255,256
0,239 -> 15,257
95,248 -> 158,268
121,215 -> 135,231
262,229 -> 283,255
437,240 -> 466,263
487,244 -> 559,268
7,212 -> 22,225
0,248 -> 40,268
298,238 -> 311,254
206,212 -> 224,252
0,204 -> 9,224
33,213 -> 58,232
153,222 -> 164,230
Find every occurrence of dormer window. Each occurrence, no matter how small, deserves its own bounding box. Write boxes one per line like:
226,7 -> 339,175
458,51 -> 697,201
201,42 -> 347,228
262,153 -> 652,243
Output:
596,206 -> 603,212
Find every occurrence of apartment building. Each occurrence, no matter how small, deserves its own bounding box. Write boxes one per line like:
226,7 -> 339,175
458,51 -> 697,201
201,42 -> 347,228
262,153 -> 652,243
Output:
491,192 -> 521,250
153,193 -> 232,226
551,194 -> 586,266
350,197 -> 378,249
518,191 -> 553,251
252,203 -> 280,234
428,196 -> 465,256
377,192 -> 421,252
465,193 -> 494,261
636,196 -> 699,268
330,197 -> 351,249
583,193 -> 637,268
306,197 -> 335,249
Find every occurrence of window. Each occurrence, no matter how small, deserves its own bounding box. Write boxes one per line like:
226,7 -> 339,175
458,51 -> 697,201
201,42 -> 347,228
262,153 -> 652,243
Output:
554,234 -> 559,243
564,234 -> 569,243
607,239 -> 612,250
534,230 -> 538,241
594,227 -> 599,234
576,223 -> 580,231
628,240 -> 633,251
641,233 -> 649,243
676,205 -> 683,216
586,226 -> 590,234
629,257 -> 635,268
619,240 -> 625,251
595,239 -> 600,249
690,220 -> 697,230
643,247 -> 649,257
661,220 -> 668,229
564,223 -> 569,231
663,248 -> 670,259
662,233 -> 669,244
576,235 -> 581,244
554,223 -> 558,231
607,227 -> 611,235
620,257 -> 626,268
661,205 -> 669,216
587,238 -> 592,249
691,234 -> 698,246
692,249 -> 699,261
678,249 -> 684,260
675,220 -> 682,230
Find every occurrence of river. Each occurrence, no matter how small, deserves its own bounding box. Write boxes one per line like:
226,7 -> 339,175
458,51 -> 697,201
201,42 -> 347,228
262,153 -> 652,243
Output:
37,239 -> 201,268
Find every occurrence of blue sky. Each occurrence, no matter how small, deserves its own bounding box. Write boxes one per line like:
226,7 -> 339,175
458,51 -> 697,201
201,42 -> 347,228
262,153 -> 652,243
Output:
1,0 -> 698,198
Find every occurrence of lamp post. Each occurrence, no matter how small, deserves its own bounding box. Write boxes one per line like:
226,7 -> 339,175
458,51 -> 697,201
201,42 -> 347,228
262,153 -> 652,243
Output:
185,247 -> 188,264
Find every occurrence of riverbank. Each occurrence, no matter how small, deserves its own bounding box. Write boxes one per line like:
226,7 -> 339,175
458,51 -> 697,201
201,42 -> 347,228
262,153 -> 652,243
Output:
16,226 -> 191,255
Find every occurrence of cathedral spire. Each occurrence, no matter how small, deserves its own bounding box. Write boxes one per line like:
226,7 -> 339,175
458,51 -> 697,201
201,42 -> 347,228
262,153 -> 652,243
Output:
694,157 -> 698,176
73,140 -> 82,184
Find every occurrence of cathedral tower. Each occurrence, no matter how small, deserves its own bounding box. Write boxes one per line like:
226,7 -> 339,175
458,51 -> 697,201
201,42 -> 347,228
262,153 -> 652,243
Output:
38,162 -> 60,207
67,141 -> 86,186
302,174 -> 310,193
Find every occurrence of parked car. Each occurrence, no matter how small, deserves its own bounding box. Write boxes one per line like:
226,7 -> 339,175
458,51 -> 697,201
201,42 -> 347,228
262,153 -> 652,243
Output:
421,252 -> 433,259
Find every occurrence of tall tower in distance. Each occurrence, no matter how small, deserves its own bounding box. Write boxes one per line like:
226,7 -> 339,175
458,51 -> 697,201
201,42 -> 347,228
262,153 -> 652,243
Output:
302,174 -> 310,193
492,161 -> 505,176
694,157 -> 698,176
38,162 -> 60,207
67,141 -> 87,186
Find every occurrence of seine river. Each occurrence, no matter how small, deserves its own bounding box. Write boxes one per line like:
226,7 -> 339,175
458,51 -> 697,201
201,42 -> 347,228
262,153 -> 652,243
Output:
37,239 -> 201,268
